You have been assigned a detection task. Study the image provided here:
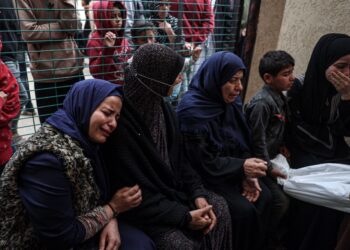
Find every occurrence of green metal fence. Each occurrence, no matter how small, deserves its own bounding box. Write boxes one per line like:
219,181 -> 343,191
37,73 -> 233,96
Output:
0,0 -> 247,145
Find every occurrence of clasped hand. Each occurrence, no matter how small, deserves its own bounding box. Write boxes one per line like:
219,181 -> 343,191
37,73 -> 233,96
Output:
188,197 -> 216,234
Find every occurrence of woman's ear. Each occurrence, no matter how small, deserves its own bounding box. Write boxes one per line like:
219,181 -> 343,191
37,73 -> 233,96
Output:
263,73 -> 273,84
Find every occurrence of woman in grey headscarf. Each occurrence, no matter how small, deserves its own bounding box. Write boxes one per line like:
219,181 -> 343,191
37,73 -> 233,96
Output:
103,43 -> 232,249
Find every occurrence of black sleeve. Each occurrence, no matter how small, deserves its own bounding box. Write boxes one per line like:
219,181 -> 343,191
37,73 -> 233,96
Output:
245,100 -> 272,163
124,185 -> 191,229
183,133 -> 245,186
179,134 -> 207,200
164,101 -> 207,200
103,119 -> 191,231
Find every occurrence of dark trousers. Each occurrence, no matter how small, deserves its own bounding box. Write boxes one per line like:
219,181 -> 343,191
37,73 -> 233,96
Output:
215,181 -> 272,250
35,76 -> 83,124
81,221 -> 156,250
287,199 -> 343,250
118,221 -> 155,250
18,50 -> 34,110
263,176 -> 290,246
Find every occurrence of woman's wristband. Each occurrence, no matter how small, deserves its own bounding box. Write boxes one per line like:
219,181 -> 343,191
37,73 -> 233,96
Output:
106,203 -> 119,217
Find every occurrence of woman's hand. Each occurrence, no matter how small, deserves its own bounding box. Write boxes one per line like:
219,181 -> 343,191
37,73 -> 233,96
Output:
104,31 -> 116,47
243,158 -> 268,178
194,197 -> 217,234
329,70 -> 350,100
109,185 -> 142,214
242,178 -> 261,203
188,206 -> 213,231
99,218 -> 121,250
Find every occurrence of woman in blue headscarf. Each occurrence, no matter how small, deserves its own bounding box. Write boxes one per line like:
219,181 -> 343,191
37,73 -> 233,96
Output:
177,51 -> 272,250
0,79 -> 155,250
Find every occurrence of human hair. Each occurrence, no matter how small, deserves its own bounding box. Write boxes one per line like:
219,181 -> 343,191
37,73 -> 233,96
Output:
259,50 -> 295,78
131,21 -> 155,43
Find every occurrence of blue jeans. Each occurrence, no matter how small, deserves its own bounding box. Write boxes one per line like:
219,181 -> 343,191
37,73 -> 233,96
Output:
4,60 -> 29,133
17,51 -> 34,110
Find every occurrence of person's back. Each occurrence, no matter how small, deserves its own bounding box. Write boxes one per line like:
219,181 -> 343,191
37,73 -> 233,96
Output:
16,0 -> 83,82
0,0 -> 29,144
16,0 -> 84,123
0,39 -> 20,172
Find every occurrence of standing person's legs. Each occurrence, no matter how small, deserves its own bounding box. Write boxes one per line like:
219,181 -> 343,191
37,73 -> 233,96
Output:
34,76 -> 83,124
18,51 -> 35,113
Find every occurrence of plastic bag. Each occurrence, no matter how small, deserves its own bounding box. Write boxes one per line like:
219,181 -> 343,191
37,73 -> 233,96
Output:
272,157 -> 350,213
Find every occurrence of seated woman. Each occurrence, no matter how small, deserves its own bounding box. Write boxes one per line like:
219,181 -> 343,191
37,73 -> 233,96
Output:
0,79 -> 155,249
177,51 -> 271,250
286,33 -> 350,250
102,44 -> 232,249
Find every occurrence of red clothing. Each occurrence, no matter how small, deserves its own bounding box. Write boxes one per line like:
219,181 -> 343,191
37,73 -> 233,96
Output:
170,0 -> 214,44
0,40 -> 20,166
87,0 -> 131,84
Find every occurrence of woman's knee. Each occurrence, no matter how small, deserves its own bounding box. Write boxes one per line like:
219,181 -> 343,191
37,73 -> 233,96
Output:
119,222 -> 155,250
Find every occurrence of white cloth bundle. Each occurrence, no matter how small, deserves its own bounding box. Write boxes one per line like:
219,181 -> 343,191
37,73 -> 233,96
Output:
270,154 -> 350,213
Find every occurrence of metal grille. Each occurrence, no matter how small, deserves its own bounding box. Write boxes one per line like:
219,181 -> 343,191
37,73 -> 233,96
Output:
0,0 -> 245,146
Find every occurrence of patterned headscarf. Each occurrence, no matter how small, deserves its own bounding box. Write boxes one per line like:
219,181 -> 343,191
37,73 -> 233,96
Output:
124,44 -> 184,164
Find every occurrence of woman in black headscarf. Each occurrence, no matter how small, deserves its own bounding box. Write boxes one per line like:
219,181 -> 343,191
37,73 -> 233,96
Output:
103,44 -> 232,249
287,33 -> 350,250
288,33 -> 350,167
